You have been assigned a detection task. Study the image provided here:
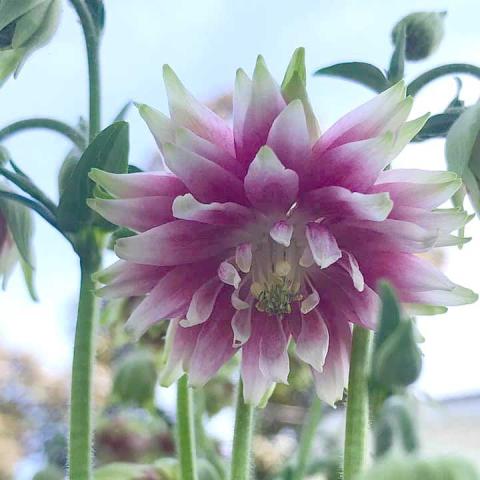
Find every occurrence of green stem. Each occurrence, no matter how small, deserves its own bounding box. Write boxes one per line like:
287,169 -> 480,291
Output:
407,63 -> 480,97
69,0 -> 101,141
344,325 -> 373,480
0,118 -> 86,150
230,380 -> 255,480
68,246 -> 101,480
177,375 -> 198,480
293,396 -> 323,480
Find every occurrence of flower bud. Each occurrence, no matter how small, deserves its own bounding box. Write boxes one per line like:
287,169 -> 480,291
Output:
0,192 -> 19,288
0,0 -> 62,84
113,350 -> 158,406
373,319 -> 423,389
392,11 -> 446,61
358,455 -> 479,480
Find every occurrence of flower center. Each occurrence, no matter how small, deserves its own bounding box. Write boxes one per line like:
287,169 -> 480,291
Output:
249,239 -> 303,316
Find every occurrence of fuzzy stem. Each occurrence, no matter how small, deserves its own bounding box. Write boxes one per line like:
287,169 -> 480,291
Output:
69,0 -> 101,140
343,325 -> 373,480
0,118 -> 87,150
293,396 -> 323,480
177,375 -> 198,480
230,380 -> 255,480
68,250 -> 100,480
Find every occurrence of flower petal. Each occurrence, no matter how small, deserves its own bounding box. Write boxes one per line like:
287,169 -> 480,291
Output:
240,56 -> 287,163
259,315 -> 290,384
295,308 -> 329,371
337,251 -> 364,292
159,319 -> 202,386
137,103 -> 175,154
267,100 -> 310,175
218,261 -> 241,288
163,143 -> 246,204
125,263 -> 215,339
372,170 -> 462,210
94,260 -> 170,299
306,223 -> 342,268
163,65 -> 235,155
87,196 -> 174,232
235,243 -> 252,273
270,220 -> 293,247
188,292 -> 237,387
244,146 -> 299,213
115,220 -> 238,266
182,277 -> 224,327
232,303 -> 253,346
89,169 -> 187,199
172,194 -> 253,226
301,186 -> 393,221
312,317 -> 351,406
313,81 -> 407,153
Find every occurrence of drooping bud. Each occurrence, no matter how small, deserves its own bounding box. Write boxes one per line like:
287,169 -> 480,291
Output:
392,11 -> 446,61
0,0 -> 62,84
113,350 -> 158,406
446,101 -> 480,219
372,283 -> 422,389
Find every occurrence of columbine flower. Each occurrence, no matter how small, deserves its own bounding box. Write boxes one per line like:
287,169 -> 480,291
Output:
89,49 -> 476,406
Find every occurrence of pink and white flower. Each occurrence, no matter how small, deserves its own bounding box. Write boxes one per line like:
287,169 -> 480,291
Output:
89,50 -> 477,406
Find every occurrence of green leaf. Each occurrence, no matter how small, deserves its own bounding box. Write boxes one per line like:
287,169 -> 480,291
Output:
314,62 -> 390,92
113,101 -> 132,122
20,256 -> 38,300
57,121 -> 129,232
388,24 -> 406,83
412,111 -> 463,142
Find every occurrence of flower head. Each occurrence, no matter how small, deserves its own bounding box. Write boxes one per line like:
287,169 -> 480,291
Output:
90,49 -> 476,406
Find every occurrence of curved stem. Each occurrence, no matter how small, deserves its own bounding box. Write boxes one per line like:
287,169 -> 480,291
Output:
407,63 -> 480,97
68,248 -> 101,480
230,380 -> 255,480
343,325 -> 373,480
177,375 -> 198,480
0,118 -> 86,150
69,0 -> 101,140
292,396 -> 323,480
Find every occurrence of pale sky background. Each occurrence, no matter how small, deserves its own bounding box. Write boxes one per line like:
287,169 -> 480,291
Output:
1,0 -> 480,431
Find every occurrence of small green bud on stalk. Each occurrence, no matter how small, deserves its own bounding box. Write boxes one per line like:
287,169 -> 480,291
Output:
113,349 -> 158,406
0,0 -> 62,84
373,319 -> 423,388
392,11 -> 446,61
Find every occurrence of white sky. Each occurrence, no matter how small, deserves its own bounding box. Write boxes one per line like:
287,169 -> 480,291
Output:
1,0 -> 480,400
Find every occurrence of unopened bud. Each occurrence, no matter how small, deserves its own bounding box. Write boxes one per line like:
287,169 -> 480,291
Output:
392,11 -> 446,61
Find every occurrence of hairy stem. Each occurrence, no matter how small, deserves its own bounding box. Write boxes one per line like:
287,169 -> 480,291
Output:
230,380 -> 255,480
293,396 -> 323,480
343,325 -> 373,480
0,118 -> 86,150
69,0 -> 101,140
177,375 -> 198,480
68,246 -> 100,480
